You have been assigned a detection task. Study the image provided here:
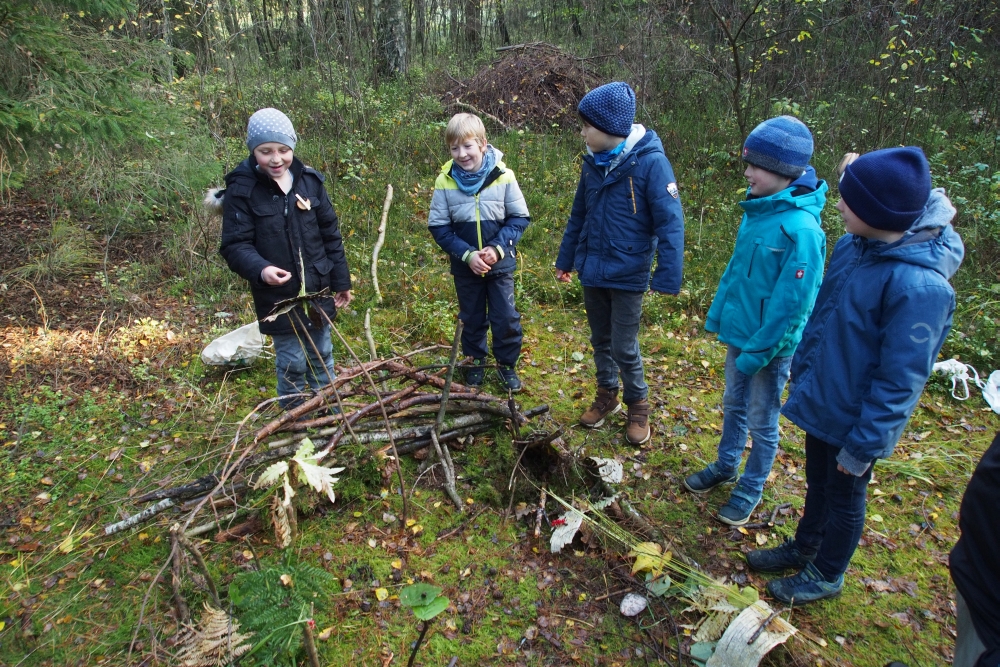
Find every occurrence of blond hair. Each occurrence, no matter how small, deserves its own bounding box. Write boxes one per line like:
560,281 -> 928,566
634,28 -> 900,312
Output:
445,113 -> 487,146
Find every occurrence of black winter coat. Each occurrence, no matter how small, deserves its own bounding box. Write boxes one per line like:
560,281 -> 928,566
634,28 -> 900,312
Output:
220,155 -> 351,335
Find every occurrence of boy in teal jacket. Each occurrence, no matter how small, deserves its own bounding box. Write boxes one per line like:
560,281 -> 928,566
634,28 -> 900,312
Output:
683,116 -> 827,525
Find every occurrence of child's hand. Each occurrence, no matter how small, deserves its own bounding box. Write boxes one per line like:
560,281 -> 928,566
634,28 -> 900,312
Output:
555,269 -> 573,283
262,266 -> 292,285
468,253 -> 491,276
334,290 -> 353,308
482,247 -> 499,266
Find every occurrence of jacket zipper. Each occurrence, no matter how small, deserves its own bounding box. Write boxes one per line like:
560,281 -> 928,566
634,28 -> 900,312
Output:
629,177 -> 636,214
747,239 -> 762,277
474,193 -> 483,250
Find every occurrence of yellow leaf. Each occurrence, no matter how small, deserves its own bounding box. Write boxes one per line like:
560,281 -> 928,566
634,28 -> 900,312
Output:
755,533 -> 768,546
701,360 -> 710,368
0,620 -> 4,631
405,518 -> 416,527
411,524 -> 423,535
628,542 -> 671,577
280,574 -> 293,586
58,534 -> 75,554
737,527 -> 749,535
466,497 -> 475,505
391,559 -> 403,570
318,626 -> 334,640
242,549 -> 254,560
870,514 -> 884,523
375,587 -> 389,601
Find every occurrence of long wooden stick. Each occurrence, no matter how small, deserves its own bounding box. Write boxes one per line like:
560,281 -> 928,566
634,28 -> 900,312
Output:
104,498 -> 175,535
429,319 -> 465,511
372,184 -> 393,303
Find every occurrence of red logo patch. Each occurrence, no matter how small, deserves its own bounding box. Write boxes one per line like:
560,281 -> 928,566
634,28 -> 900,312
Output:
795,269 -> 805,279
742,147 -> 749,157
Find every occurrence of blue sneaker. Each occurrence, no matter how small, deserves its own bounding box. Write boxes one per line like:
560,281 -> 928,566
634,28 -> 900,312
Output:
716,494 -> 760,526
682,463 -> 738,494
766,562 -> 843,605
464,359 -> 485,387
746,538 -> 816,574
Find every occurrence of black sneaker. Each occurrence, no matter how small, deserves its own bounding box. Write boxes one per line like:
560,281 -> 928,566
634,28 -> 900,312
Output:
766,562 -> 843,605
497,366 -> 522,393
464,359 -> 485,387
746,538 -> 816,573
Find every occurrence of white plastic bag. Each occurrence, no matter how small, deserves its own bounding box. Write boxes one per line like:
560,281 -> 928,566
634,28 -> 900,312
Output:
933,359 -> 982,401
984,370 -> 1000,414
201,322 -> 265,366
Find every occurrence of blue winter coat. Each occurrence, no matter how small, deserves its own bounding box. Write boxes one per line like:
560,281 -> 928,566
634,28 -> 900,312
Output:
781,189 -> 965,474
555,127 -> 685,293
705,168 -> 828,375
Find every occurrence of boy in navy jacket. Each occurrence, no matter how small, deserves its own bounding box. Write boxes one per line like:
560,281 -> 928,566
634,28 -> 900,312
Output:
683,116 -> 827,526
746,147 -> 964,604
555,82 -> 685,445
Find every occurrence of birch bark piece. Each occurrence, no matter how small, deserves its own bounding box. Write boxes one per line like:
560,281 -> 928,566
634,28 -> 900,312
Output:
705,600 -> 796,667
372,184 -> 392,303
619,593 -> 648,617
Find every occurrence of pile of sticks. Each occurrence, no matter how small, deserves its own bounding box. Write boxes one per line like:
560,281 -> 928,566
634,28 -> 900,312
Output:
106,349 -> 548,537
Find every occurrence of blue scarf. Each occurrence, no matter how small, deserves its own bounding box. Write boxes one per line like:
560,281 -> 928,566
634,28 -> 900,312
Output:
451,147 -> 497,195
592,140 -> 627,167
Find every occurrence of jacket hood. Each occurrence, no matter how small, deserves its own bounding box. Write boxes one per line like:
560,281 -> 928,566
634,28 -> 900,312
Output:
439,145 -> 506,177
790,165 -> 819,192
871,189 -> 964,279
739,173 -> 828,219
583,126 -> 663,169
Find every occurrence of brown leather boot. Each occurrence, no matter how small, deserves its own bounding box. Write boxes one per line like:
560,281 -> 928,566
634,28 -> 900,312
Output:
579,386 -> 621,428
625,400 -> 651,445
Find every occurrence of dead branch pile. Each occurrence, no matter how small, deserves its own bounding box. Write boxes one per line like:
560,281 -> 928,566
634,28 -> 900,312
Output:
443,42 -> 601,129
107,354 -> 548,537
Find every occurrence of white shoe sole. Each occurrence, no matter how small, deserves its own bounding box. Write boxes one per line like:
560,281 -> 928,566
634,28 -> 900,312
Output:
580,403 -> 621,428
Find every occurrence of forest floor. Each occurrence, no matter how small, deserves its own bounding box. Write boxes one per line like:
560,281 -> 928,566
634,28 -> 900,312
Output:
1,193 -> 997,667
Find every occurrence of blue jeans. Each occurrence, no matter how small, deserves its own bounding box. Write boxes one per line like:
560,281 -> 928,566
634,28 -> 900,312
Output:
716,346 -> 791,504
271,324 -> 335,409
582,287 -> 647,404
794,433 -> 874,580
453,271 -> 522,366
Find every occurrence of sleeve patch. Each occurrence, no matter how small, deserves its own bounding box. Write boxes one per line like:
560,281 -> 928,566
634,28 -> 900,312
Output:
795,269 -> 805,279
666,182 -> 680,198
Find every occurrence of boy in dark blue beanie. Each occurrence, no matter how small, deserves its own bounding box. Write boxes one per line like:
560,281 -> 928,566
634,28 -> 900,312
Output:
555,82 -> 685,445
683,115 -> 827,527
746,146 -> 964,604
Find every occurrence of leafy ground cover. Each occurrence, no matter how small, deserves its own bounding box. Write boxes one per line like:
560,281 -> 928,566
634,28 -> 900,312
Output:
1,199 -> 995,665
2,79 -> 998,666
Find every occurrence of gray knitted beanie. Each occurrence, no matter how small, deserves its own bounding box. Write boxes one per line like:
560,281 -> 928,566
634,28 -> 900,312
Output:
246,108 -> 297,151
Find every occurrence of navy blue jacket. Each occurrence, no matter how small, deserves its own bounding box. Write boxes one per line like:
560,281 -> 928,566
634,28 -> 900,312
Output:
781,190 -> 964,474
555,127 -> 685,293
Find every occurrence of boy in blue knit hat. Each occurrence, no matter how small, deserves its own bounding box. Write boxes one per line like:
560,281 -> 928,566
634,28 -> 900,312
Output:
683,116 -> 827,526
555,82 -> 685,445
746,146 -> 964,604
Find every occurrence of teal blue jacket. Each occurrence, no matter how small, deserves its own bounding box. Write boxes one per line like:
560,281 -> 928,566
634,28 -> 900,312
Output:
705,168 -> 827,375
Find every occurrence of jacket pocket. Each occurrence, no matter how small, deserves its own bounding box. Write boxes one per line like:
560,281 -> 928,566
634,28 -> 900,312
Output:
312,256 -> 335,291
602,237 -> 652,286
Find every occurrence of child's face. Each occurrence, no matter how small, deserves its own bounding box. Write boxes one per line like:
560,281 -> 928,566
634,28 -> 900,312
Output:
744,164 -> 793,197
836,198 -> 874,237
580,121 -> 624,153
450,135 -> 487,172
253,142 -> 294,181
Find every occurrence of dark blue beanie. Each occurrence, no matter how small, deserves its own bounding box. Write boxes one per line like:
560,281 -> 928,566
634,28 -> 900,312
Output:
578,82 -> 636,138
742,116 -> 813,178
839,147 -> 931,232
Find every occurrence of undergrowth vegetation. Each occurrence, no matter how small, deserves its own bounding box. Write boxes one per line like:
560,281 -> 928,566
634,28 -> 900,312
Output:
2,2 -> 1000,665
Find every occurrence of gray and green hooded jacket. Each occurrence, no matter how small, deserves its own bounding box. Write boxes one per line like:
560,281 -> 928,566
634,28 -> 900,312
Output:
427,147 -> 530,276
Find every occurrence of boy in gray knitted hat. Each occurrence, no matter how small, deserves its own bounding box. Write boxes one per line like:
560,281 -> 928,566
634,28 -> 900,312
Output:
219,108 -> 353,410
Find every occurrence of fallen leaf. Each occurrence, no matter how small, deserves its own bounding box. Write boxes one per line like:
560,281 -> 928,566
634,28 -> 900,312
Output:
318,626 -> 334,640
375,587 -> 389,601
280,574 -> 293,586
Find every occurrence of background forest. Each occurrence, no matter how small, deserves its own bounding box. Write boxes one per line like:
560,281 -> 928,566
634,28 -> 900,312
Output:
1,0 -> 999,666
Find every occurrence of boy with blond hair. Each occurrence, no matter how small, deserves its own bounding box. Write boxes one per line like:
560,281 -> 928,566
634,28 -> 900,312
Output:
427,113 -> 531,391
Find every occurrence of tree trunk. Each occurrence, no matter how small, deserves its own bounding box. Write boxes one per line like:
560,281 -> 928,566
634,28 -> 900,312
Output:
463,0 -> 481,52
377,0 -> 408,75
494,0 -> 510,46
